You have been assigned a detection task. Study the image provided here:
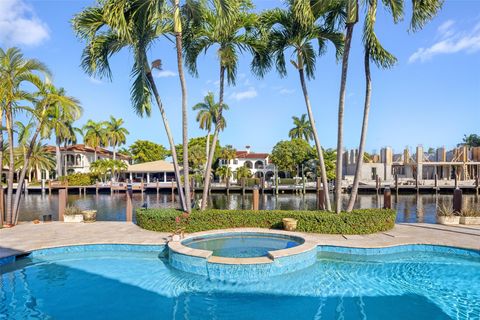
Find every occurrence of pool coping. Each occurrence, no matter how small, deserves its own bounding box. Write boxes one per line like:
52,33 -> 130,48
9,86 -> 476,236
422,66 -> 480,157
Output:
168,228 -> 318,265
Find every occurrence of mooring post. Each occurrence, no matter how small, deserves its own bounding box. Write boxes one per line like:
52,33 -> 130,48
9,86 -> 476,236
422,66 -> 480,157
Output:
454,173 -> 458,189
126,182 -> 133,222
453,187 -> 463,213
252,186 -> 259,211
58,188 -> 67,222
434,173 -> 438,193
395,174 -> 399,196
241,178 -> 246,196
317,188 -> 325,210
171,179 -> 175,203
415,172 -> 419,194
383,187 -> 392,209
156,180 -> 159,195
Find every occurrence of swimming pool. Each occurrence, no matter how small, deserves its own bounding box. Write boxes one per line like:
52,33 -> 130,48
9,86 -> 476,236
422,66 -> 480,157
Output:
1,244 -> 479,319
182,232 -> 304,258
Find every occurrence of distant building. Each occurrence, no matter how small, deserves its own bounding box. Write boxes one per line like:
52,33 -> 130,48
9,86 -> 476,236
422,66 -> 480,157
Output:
125,160 -> 178,183
45,144 -> 130,179
218,146 -> 284,181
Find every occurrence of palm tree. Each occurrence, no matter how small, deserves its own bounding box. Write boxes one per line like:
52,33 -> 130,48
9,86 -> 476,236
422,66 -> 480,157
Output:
257,3 -> 343,211
15,142 -> 55,182
0,47 -> 51,225
216,165 -> 233,184
193,92 -> 229,168
345,0 -> 442,212
183,0 -> 263,210
83,120 -> 107,162
289,114 -> 314,142
220,145 -> 236,165
105,116 -> 129,160
235,166 -> 251,181
43,88 -> 82,178
72,0 -> 188,212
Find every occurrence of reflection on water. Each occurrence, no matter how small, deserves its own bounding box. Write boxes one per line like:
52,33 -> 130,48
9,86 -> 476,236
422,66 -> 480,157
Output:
17,191 -> 480,224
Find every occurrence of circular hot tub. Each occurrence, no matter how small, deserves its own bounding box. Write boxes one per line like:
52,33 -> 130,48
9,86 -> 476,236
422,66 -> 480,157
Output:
168,230 -> 317,282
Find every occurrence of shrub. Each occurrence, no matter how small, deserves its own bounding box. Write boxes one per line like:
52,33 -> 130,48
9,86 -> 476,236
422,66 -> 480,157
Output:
245,178 -> 260,187
60,173 -> 98,186
64,205 -> 83,215
136,208 -> 396,235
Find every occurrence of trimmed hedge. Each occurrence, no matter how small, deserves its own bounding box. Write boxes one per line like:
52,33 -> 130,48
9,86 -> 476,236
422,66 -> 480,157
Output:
136,208 -> 396,235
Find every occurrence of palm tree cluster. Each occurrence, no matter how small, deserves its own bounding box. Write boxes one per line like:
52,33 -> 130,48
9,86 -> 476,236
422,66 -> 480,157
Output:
0,47 -> 83,225
72,0 -> 442,213
82,116 -> 129,161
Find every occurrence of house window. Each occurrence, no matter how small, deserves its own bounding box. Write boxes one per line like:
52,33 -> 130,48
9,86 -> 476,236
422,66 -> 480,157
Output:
233,160 -> 238,165
371,167 -> 377,180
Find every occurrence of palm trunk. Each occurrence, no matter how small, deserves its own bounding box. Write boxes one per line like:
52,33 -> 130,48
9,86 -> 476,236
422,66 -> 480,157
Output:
346,50 -> 372,212
335,23 -> 355,213
201,65 -> 225,210
174,5 -> 192,212
205,131 -> 210,171
5,109 -> 15,225
55,138 -> 62,178
146,70 -> 187,211
113,145 -> 116,160
298,68 -> 332,211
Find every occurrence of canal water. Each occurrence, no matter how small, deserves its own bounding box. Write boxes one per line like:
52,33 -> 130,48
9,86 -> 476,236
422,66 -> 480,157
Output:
17,192 -> 480,224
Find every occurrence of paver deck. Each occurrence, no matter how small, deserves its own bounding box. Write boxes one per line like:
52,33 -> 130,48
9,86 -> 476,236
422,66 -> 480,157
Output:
0,222 -> 479,259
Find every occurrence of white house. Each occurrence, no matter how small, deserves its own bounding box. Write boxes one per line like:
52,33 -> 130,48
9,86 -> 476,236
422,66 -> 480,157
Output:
218,146 -> 279,181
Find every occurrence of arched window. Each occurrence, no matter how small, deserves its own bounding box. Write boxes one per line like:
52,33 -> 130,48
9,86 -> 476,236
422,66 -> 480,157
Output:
244,161 -> 253,169
254,160 -> 264,169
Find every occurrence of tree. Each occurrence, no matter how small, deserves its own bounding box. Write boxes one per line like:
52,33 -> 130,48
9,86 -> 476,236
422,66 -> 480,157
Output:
220,145 -> 236,165
43,88 -> 82,178
289,114 -> 313,142
0,47 -> 50,225
235,166 -> 252,181
105,116 -> 129,160
14,142 -> 55,182
270,139 -> 315,176
257,3 -> 343,211
345,0 -> 442,212
129,140 -> 169,164
216,165 -> 233,184
193,92 -> 228,168
83,120 -> 107,161
72,0 -> 187,211
461,134 -> 480,147
176,136 -> 222,172
183,0 -> 263,210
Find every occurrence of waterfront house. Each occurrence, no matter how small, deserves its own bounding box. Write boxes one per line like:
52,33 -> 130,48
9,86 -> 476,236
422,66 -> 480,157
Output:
125,160 -> 178,184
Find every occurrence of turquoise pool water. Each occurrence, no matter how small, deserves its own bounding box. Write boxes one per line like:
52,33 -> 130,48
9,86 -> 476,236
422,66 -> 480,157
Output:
1,245 -> 479,319
182,233 -> 303,257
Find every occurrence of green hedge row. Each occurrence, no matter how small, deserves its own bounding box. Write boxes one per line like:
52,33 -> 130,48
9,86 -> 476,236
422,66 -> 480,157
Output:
136,208 -> 396,235
59,173 -> 99,186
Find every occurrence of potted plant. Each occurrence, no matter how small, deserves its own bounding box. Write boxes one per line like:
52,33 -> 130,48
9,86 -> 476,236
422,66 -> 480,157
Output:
64,206 -> 84,223
436,204 -> 460,225
460,209 -> 480,225
282,218 -> 298,231
172,212 -> 190,241
82,209 -> 97,223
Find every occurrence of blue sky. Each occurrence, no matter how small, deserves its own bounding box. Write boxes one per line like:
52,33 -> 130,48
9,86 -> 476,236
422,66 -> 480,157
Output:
1,0 -> 479,155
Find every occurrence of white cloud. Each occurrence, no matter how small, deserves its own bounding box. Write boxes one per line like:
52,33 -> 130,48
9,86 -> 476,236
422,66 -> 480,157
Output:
230,87 -> 258,101
0,0 -> 49,46
153,70 -> 177,78
279,88 -> 295,95
409,20 -> 480,63
88,76 -> 103,85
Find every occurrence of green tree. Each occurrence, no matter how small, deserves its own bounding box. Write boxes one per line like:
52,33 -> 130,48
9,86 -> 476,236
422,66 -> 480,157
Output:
345,0 -> 442,212
14,142 -> 55,182
461,134 -> 480,147
72,0 -> 188,211
258,3 -> 343,211
176,136 -> 222,172
183,0 -> 263,210
289,114 -> 313,142
105,116 -> 129,160
235,166 -> 252,181
129,140 -> 169,164
193,92 -> 228,168
216,165 -> 233,184
0,47 -> 50,225
83,120 -> 107,161
220,145 -> 236,165
270,139 -> 315,176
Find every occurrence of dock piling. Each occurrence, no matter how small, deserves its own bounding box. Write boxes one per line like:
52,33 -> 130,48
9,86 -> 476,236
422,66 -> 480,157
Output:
383,187 -> 392,209
453,187 -> 463,213
252,187 -> 259,210
58,188 -> 67,222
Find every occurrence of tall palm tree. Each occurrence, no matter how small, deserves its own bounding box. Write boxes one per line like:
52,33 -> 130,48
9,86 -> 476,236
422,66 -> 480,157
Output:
256,3 -> 343,211
289,114 -> 314,142
15,142 -> 55,182
72,0 -> 188,211
345,0 -> 442,212
83,120 -> 107,162
193,92 -> 228,167
183,0 -> 263,210
105,116 -> 129,160
43,88 -> 82,178
0,47 -> 51,225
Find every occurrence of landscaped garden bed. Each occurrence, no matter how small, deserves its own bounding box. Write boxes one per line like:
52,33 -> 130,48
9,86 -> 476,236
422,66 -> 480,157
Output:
136,208 -> 396,235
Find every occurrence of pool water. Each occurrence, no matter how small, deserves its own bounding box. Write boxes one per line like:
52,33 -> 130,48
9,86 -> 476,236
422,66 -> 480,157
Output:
183,233 -> 303,258
1,246 -> 479,319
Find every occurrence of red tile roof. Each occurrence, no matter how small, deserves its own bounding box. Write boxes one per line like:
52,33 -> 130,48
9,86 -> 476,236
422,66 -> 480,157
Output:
235,151 -> 269,159
45,144 -> 130,160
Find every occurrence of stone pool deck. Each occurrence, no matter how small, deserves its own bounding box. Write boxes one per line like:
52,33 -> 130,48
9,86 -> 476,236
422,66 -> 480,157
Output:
0,222 -> 479,259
